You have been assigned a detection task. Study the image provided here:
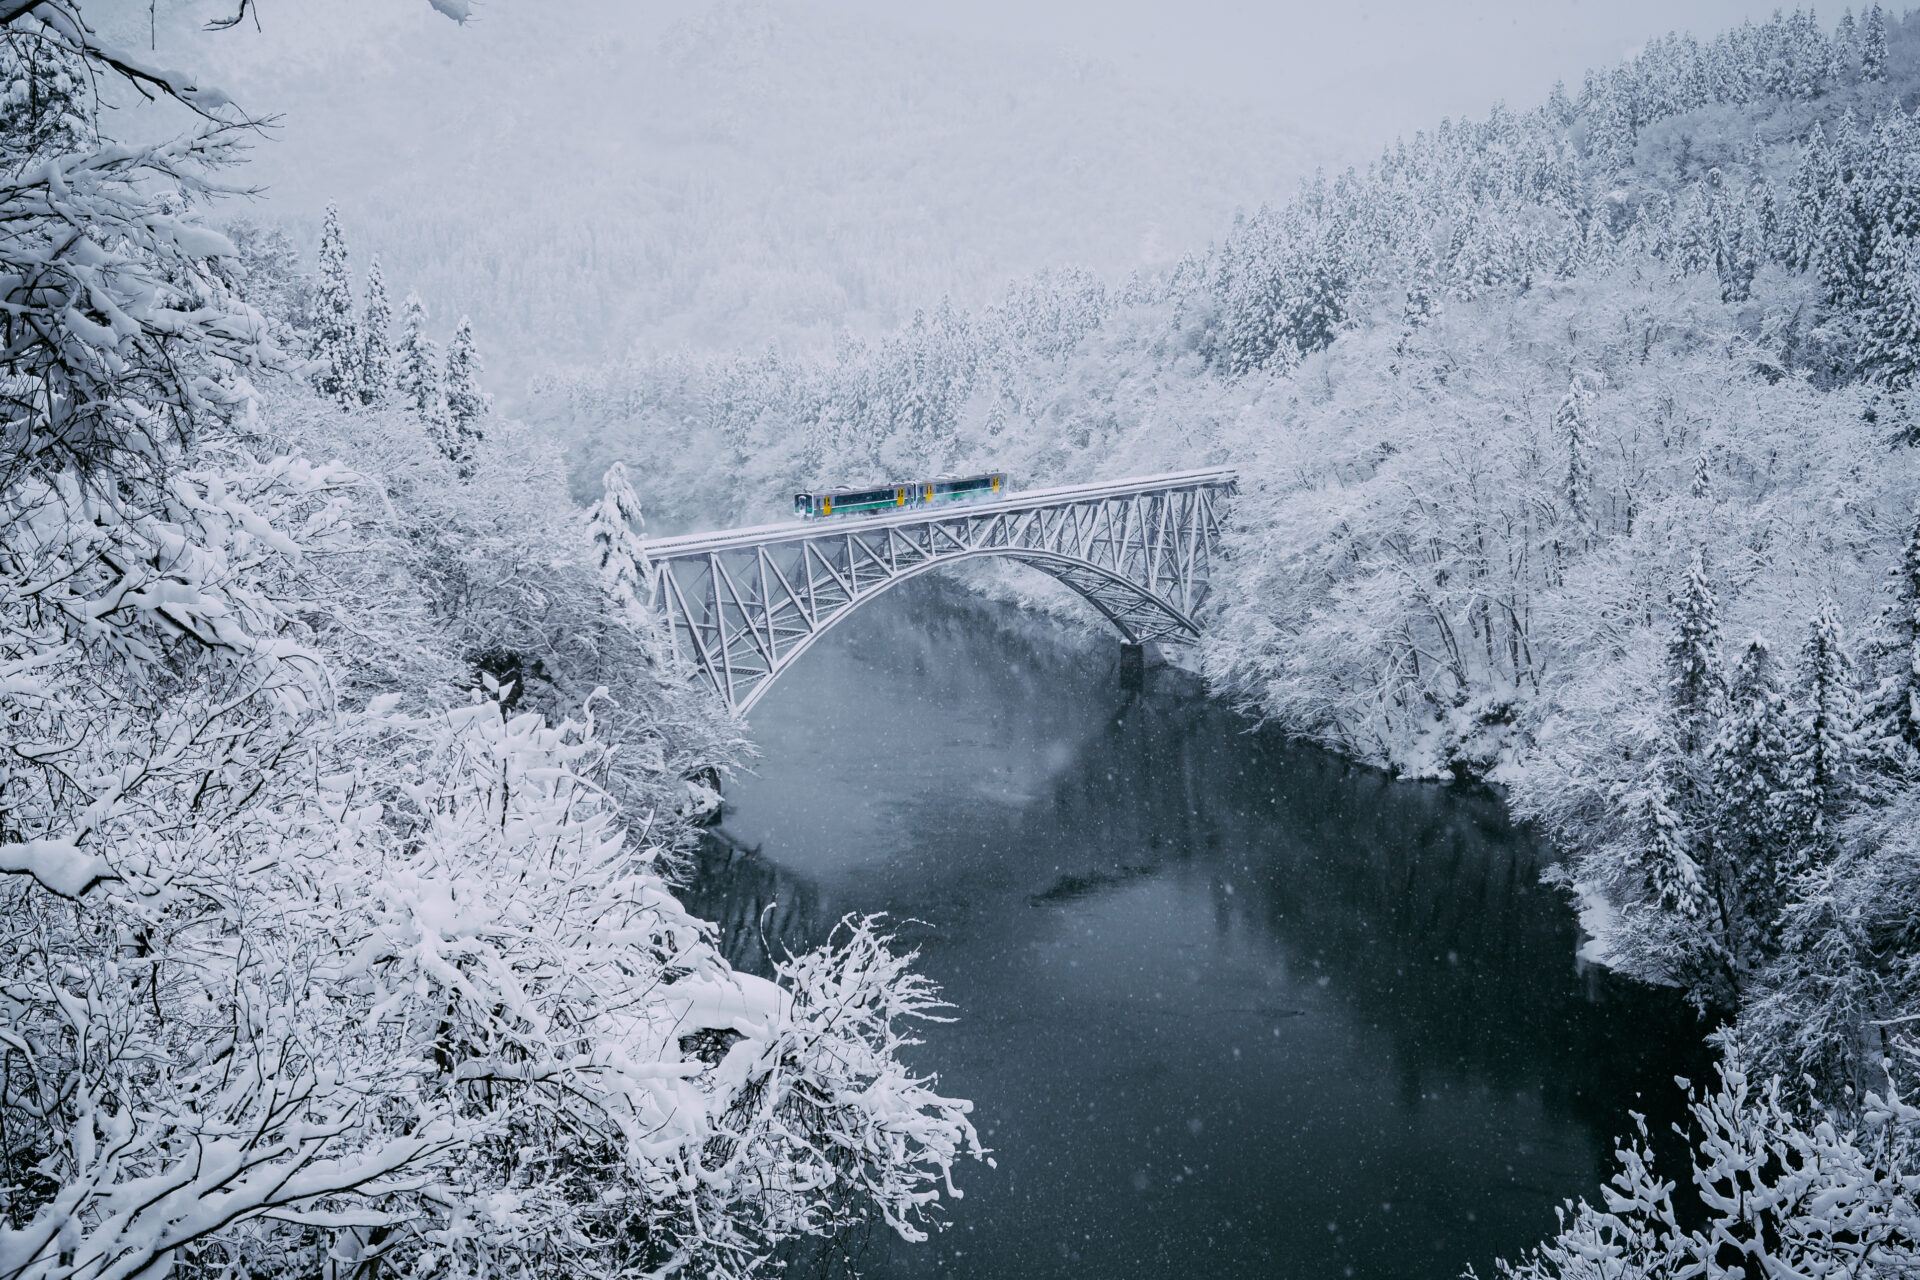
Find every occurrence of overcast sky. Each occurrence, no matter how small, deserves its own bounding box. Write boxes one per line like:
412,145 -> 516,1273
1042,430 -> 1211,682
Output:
142,1 -> 1804,157
151,0 -> 1819,161
806,0 -> 1826,148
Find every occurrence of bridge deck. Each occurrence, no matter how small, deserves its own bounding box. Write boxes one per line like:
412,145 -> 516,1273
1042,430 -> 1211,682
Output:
639,467 -> 1238,559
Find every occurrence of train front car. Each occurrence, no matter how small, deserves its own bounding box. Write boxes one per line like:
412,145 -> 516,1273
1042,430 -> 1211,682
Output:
928,472 -> 1003,504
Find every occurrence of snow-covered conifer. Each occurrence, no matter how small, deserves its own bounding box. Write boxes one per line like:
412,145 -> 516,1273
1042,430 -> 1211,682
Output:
1781,603 -> 1864,864
395,289 -> 454,454
1637,747 -> 1707,919
1718,197 -> 1761,302
1557,372 -> 1598,530
1669,549 -> 1726,758
1789,124 -> 1834,271
1861,3 -> 1889,81
1860,224 -> 1920,389
1402,266 -> 1439,331
1834,7 -> 1859,77
1588,71 -> 1638,172
586,459 -> 652,628
444,314 -> 489,452
1814,181 -> 1869,309
1673,183 -> 1719,278
311,201 -> 360,405
1708,639 -> 1797,969
358,253 -> 392,406
1863,508 -> 1920,769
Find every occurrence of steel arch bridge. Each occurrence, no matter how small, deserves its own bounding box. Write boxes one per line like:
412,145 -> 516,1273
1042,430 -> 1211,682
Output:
638,468 -> 1237,715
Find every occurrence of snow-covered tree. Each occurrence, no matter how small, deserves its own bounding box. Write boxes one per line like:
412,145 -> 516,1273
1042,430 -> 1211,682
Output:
1636,745 -> 1708,920
444,312 -> 488,450
1668,549 -> 1726,758
586,459 -> 653,630
1780,603 -> 1865,866
0,17 -> 95,171
310,201 -> 359,405
1861,2 -> 1889,81
1859,224 -> 1920,389
1834,7 -> 1860,78
357,252 -> 392,406
1587,71 -> 1638,172
1708,638 -> 1797,974
395,288 -> 454,455
1557,371 -> 1598,530
1864,508 -> 1920,770
1498,1057 -> 1920,1280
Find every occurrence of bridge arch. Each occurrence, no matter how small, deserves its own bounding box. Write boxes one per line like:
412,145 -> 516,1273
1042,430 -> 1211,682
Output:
722,546 -> 1200,715
639,469 -> 1235,716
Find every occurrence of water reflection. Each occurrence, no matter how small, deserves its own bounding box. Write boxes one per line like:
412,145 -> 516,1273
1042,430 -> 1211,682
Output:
682,576 -> 1707,1280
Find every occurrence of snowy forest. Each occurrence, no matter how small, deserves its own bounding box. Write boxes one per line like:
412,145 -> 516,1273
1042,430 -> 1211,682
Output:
11,0 -> 1920,1277
0,5 -> 987,1279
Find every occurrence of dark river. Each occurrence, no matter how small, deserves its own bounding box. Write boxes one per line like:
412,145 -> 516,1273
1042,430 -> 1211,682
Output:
682,577 -> 1709,1280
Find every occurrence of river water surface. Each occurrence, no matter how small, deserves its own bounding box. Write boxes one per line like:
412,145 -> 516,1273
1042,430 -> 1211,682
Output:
682,578 -> 1708,1280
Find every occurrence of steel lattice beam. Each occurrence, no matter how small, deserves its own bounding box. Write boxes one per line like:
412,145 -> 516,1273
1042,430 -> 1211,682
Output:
638,468 -> 1237,715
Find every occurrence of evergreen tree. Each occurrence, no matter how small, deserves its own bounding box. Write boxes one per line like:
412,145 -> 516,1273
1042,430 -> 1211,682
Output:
1669,548 -> 1727,757
358,254 -> 392,408
1691,450 -> 1714,502
1558,372 -> 1598,530
1814,179 -> 1869,309
1588,71 -> 1638,173
1788,12 -> 1824,100
1402,261 -> 1439,330
395,290 -> 452,456
1708,638 -> 1797,972
1545,79 -> 1575,128
1789,123 -> 1834,271
1859,224 -> 1920,388
586,460 -> 653,636
1638,743 -> 1708,920
1718,196 -> 1761,302
1753,174 -> 1786,263
1781,603 -> 1864,866
1673,183 -> 1719,277
444,314 -> 489,451
311,202 -> 360,406
1862,508 -> 1920,769
1861,3 -> 1888,81
1835,7 -> 1859,78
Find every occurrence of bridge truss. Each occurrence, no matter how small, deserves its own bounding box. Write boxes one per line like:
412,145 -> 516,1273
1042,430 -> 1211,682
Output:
638,468 -> 1237,715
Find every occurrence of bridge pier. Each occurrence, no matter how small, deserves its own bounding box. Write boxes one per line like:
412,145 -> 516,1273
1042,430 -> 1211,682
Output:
1119,641 -> 1163,690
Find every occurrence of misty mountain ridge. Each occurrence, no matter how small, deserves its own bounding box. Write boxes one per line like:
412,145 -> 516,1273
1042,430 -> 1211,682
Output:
172,0 -> 1319,404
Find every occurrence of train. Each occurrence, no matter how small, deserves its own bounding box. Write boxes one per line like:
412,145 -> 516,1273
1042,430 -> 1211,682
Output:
792,471 -> 1006,519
